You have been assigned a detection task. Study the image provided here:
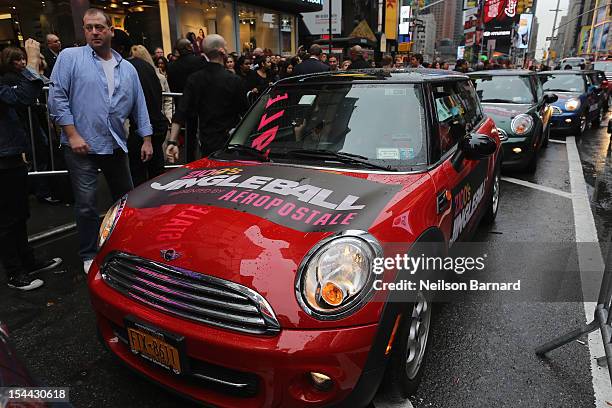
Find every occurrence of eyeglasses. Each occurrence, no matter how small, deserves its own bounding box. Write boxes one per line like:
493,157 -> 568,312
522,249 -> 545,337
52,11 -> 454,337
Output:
83,24 -> 109,32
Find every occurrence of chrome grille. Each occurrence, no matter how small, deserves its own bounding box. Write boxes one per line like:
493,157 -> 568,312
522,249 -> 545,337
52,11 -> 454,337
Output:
551,106 -> 563,115
496,128 -> 508,141
101,252 -> 280,335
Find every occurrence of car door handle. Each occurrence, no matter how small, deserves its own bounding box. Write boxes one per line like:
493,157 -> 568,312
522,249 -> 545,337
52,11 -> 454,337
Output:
437,190 -> 451,214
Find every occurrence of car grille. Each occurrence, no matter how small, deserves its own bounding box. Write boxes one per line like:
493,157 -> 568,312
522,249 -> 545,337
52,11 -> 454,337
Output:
551,106 -> 563,115
496,128 -> 508,141
101,252 -> 281,335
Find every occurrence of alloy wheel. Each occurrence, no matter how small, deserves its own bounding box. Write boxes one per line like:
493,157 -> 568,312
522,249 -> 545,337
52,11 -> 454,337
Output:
492,173 -> 500,215
405,293 -> 431,380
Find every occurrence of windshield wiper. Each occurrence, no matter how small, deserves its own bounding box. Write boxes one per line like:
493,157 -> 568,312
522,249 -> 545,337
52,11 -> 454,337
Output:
481,98 -> 522,103
214,144 -> 271,162
543,88 -> 574,92
286,149 -> 397,171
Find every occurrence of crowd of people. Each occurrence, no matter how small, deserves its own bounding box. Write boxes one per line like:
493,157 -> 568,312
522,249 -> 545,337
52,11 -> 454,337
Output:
0,7 -> 574,292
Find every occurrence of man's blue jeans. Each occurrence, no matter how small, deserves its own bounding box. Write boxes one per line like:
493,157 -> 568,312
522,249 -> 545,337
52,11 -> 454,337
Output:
63,147 -> 134,261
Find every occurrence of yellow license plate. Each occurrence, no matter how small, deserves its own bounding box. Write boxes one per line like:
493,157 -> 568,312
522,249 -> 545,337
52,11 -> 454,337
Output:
127,327 -> 182,374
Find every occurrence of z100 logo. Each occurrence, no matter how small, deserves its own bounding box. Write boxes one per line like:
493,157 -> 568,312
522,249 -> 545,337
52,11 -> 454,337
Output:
450,179 -> 487,244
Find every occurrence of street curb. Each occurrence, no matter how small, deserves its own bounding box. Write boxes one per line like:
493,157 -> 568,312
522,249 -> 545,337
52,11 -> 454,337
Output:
28,222 -> 77,244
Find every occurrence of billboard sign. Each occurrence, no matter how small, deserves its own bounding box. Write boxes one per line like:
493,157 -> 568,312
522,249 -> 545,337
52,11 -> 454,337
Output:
385,0 -> 399,40
301,0 -> 341,35
513,13 -> 533,49
399,6 -> 411,35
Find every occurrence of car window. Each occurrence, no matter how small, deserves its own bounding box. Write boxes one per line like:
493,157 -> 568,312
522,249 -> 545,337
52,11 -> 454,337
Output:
540,74 -> 586,93
472,75 -> 535,104
432,82 -> 468,156
532,76 -> 544,101
594,62 -> 612,71
229,83 -> 428,170
457,80 -> 483,125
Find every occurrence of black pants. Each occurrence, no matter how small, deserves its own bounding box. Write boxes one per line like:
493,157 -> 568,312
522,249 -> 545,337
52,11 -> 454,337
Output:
185,117 -> 199,163
128,131 -> 166,187
200,132 -> 229,158
0,165 -> 36,279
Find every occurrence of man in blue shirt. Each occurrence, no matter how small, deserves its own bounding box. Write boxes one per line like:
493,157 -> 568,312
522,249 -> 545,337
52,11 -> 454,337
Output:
48,8 -> 153,274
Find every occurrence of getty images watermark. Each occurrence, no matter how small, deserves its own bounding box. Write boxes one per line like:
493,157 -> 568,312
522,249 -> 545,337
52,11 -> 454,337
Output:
371,253 -> 521,292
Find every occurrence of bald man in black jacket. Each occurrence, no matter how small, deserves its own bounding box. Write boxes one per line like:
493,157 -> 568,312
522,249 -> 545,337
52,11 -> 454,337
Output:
293,44 -> 330,76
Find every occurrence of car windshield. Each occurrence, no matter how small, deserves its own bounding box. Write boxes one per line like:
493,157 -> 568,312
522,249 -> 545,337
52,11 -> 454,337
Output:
226,83 -> 427,171
540,74 -> 585,93
473,76 -> 534,103
594,62 -> 612,71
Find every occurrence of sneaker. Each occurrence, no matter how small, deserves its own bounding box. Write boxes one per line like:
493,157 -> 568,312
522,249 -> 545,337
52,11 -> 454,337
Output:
8,275 -> 44,291
84,259 -> 93,275
37,196 -> 61,205
28,257 -> 63,275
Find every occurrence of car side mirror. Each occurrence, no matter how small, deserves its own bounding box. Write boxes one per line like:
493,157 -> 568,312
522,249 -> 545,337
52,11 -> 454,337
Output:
543,93 -> 558,104
607,120 -> 612,134
459,133 -> 497,160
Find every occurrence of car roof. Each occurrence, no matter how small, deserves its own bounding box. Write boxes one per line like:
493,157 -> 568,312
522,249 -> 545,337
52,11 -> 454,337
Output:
468,69 -> 535,77
538,70 -> 587,75
276,68 -> 469,86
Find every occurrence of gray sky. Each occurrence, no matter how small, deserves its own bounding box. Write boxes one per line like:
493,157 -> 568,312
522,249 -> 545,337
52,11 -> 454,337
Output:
535,0 -> 570,59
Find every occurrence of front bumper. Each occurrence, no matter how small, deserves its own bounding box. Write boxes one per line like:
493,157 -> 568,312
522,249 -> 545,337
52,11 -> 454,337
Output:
500,137 -> 534,170
88,263 -> 381,408
549,111 -> 581,133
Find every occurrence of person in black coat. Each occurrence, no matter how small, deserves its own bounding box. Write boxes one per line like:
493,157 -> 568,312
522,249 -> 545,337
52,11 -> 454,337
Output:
166,39 -> 206,162
348,45 -> 371,70
293,44 -> 330,76
0,39 -> 63,291
165,35 -> 248,160
42,34 -> 61,77
111,30 -> 169,187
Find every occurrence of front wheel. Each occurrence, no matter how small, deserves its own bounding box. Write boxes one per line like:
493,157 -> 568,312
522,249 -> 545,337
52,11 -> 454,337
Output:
481,167 -> 500,224
382,293 -> 432,398
573,112 -> 587,137
542,124 -> 550,148
592,108 -> 603,128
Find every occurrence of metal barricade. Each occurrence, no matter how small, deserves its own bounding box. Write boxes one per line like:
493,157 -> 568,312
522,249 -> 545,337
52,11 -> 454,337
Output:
26,88 -> 188,176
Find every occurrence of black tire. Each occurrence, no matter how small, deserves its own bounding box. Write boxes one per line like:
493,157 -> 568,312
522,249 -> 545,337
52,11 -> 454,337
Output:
592,108 -> 603,128
542,124 -> 550,148
382,293 -> 432,399
573,111 -> 587,137
525,151 -> 538,174
481,166 -> 500,224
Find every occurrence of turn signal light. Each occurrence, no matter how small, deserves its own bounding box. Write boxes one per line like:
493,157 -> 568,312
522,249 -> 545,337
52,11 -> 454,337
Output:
321,282 -> 344,306
512,147 -> 522,154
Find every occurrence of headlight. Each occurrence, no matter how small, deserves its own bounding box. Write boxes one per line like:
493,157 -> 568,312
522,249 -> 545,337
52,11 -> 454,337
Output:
510,114 -> 534,135
98,195 -> 127,249
296,231 -> 382,319
565,99 -> 581,111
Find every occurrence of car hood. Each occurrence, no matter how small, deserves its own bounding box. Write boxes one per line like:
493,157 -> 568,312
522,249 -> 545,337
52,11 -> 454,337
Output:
100,159 -> 429,328
551,92 -> 583,108
481,103 -> 531,131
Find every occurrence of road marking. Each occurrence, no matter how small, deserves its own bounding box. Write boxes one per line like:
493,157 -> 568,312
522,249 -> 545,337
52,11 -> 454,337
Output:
549,139 -> 567,144
501,176 -> 572,199
566,136 -> 612,407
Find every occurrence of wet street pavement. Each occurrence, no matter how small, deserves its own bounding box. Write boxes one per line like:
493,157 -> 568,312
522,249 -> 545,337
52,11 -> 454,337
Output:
1,117 -> 611,408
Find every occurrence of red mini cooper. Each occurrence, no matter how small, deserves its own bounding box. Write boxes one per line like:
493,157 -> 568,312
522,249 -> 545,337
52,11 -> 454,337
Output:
89,70 -> 501,407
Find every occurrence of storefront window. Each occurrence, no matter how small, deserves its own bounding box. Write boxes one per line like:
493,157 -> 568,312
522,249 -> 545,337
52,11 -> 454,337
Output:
176,0 -> 236,52
237,4 -> 280,54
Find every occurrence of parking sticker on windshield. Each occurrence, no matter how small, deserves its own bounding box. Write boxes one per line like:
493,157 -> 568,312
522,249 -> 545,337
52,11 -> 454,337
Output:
377,148 -> 400,159
385,88 -> 407,96
399,148 -> 415,160
128,165 -> 402,233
